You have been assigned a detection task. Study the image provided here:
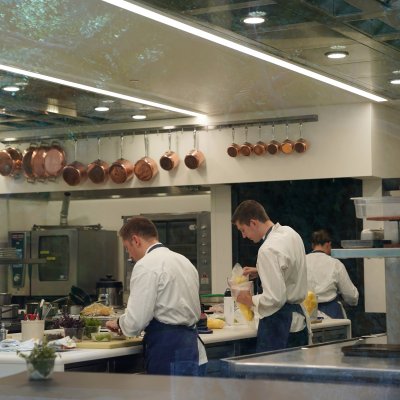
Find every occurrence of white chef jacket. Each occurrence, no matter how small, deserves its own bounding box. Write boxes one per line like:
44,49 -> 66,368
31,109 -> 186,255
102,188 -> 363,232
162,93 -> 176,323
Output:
119,244 -> 201,337
253,223 -> 308,331
306,251 -> 359,305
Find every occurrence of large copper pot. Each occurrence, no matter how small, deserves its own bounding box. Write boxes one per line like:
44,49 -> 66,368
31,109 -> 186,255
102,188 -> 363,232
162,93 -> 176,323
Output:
0,147 -> 22,177
31,143 -> 50,179
22,144 -> 37,181
44,141 -> 66,178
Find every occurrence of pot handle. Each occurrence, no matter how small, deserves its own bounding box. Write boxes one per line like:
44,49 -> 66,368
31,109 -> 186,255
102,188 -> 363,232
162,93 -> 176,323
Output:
144,133 -> 149,157
168,131 -> 172,151
119,135 -> 124,159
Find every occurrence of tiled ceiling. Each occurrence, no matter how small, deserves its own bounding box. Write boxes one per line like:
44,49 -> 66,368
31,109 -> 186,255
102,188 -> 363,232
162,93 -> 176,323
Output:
0,0 -> 399,136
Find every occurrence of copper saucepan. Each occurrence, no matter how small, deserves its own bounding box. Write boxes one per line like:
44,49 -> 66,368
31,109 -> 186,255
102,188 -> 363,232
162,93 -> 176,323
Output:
281,124 -> 295,155
253,126 -> 267,156
44,141 -> 66,178
0,146 -> 22,177
239,127 -> 253,156
184,129 -> 205,169
134,134 -> 158,181
63,140 -> 87,186
87,138 -> 110,184
160,132 -> 180,171
227,128 -> 241,158
110,136 -> 135,184
294,123 -> 308,153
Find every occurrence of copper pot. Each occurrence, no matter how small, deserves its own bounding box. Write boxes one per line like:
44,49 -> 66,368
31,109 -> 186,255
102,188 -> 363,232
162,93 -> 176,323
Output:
266,140 -> 281,155
44,142 -> 66,178
63,161 -> 87,186
160,150 -> 179,171
227,143 -> 240,158
253,141 -> 267,156
110,158 -> 135,183
134,156 -> 158,181
294,138 -> 308,153
22,144 -> 37,181
184,149 -> 205,169
0,147 -> 22,177
32,143 -> 50,179
281,125 -> 294,155
88,159 -> 110,184
239,142 -> 253,156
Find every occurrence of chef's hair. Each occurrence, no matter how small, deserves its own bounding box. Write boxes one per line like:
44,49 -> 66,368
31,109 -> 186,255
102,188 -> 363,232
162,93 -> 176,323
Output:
119,216 -> 159,241
231,200 -> 270,225
311,229 -> 331,246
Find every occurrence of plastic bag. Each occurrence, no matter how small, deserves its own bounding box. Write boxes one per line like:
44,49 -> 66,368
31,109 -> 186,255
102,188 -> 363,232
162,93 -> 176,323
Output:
228,264 -> 254,321
303,291 -> 318,320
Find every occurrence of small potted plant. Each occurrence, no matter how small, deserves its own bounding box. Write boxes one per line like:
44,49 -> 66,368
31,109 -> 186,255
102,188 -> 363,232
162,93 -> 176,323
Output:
54,313 -> 85,342
82,317 -> 101,339
18,340 -> 58,380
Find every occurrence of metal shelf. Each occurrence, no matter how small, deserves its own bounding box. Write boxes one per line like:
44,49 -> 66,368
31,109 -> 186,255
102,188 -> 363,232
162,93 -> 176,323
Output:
332,248 -> 400,259
0,258 -> 46,264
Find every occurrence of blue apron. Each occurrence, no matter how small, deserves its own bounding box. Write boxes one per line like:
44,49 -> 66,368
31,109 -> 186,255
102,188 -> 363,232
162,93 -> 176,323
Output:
318,298 -> 344,319
256,227 -> 308,352
142,243 -> 200,376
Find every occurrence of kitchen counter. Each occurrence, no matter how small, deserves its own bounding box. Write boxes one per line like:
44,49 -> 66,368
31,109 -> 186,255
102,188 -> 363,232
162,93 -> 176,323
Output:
0,319 -> 351,378
222,335 -> 400,384
0,370 -> 399,400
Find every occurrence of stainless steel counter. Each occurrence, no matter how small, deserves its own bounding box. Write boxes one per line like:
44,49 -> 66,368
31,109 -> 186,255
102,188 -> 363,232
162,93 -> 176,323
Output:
222,336 -> 400,384
0,371 -> 399,400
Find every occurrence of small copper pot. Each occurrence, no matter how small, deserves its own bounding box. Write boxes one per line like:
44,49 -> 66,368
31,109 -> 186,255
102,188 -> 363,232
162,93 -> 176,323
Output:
0,147 -> 22,177
239,142 -> 253,156
110,158 -> 135,183
160,150 -> 180,171
134,156 -> 158,181
253,141 -> 267,156
281,124 -> 294,155
227,143 -> 241,158
184,149 -> 205,169
266,140 -> 281,155
63,161 -> 88,186
294,138 -> 308,153
87,159 -> 110,184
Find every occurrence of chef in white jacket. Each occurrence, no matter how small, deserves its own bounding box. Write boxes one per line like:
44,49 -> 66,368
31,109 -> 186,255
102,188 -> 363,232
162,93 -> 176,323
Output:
306,229 -> 359,318
106,216 -> 207,376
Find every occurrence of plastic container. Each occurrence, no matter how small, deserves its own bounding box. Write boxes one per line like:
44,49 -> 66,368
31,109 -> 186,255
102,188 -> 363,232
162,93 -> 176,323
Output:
352,197 -> 400,219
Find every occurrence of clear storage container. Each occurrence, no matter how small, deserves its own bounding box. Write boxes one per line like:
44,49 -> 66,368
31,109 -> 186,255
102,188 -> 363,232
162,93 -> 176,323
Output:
352,197 -> 400,219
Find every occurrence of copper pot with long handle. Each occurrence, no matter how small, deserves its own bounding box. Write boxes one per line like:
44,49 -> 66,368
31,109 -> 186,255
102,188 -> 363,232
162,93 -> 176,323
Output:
227,127 -> 241,158
0,146 -> 22,177
281,124 -> 295,155
266,124 -> 281,155
88,138 -> 110,184
184,129 -> 205,169
294,123 -> 309,153
63,139 -> 88,186
160,131 -> 180,171
253,125 -> 267,156
134,133 -> 158,181
110,135 -> 135,183
44,141 -> 66,179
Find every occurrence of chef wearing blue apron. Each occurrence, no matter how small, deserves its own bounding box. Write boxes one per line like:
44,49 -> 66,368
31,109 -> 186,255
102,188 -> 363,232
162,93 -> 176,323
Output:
232,200 -> 308,352
106,217 -> 207,375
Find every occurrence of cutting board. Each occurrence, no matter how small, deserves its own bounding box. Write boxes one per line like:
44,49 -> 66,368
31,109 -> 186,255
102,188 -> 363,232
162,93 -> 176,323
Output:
76,337 -> 142,349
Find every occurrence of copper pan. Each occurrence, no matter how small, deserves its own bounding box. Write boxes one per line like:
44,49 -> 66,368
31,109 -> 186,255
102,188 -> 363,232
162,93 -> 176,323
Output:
281,124 -> 294,155
253,126 -> 267,156
87,138 -> 109,184
294,123 -> 309,154
227,128 -> 241,158
22,144 -> 38,181
184,129 -> 205,169
134,134 -> 158,181
63,140 -> 87,186
239,127 -> 253,156
266,124 -> 281,155
110,136 -> 135,183
160,132 -> 180,171
0,147 -> 22,177
32,143 -> 50,179
44,141 -> 66,178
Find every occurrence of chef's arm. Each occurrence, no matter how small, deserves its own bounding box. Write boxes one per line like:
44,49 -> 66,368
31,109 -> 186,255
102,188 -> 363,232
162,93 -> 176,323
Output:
243,266 -> 258,279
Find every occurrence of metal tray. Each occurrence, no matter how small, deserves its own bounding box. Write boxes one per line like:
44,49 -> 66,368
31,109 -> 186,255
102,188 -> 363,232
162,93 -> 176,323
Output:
342,343 -> 400,358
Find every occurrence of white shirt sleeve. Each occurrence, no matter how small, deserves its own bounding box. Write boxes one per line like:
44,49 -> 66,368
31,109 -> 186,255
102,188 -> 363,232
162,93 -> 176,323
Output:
335,260 -> 359,306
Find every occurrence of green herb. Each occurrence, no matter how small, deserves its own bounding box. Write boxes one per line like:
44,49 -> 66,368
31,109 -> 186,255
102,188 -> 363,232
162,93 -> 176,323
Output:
93,332 -> 111,342
54,313 -> 85,329
82,317 -> 101,327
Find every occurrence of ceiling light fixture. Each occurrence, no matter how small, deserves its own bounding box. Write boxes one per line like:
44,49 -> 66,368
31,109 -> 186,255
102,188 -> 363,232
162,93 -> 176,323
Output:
132,114 -> 147,120
101,0 -> 386,103
390,79 -> 400,85
163,125 -> 176,130
243,11 -> 266,25
0,64 -> 205,118
325,51 -> 349,59
2,85 -> 20,92
94,106 -> 110,112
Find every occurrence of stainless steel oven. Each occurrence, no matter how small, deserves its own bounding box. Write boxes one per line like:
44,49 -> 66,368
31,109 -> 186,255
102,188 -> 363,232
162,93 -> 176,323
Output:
123,212 -> 211,294
8,226 -> 118,297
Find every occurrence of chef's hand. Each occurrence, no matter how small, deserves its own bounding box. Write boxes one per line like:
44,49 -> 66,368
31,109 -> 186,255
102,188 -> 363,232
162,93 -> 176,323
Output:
243,266 -> 258,279
236,290 -> 253,307
106,319 -> 121,334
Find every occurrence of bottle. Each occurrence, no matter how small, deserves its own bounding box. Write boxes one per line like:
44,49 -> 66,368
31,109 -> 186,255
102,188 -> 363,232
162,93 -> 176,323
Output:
0,322 -> 7,341
224,288 -> 235,326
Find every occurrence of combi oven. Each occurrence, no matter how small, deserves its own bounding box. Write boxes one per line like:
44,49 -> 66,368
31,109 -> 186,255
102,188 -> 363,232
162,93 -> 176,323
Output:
8,226 -> 118,297
122,212 -> 211,294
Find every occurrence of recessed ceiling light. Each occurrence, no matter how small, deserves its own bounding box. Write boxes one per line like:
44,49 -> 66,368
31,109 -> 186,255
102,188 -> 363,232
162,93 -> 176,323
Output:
94,106 -> 110,112
132,114 -> 147,120
163,125 -> 176,130
101,0 -> 386,103
102,99 -> 115,103
325,51 -> 349,59
2,85 -> 20,92
243,11 -> 266,25
390,79 -> 400,85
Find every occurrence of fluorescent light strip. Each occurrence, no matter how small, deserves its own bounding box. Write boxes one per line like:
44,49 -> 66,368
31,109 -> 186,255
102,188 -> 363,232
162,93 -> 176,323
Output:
0,64 -> 204,117
102,0 -> 387,103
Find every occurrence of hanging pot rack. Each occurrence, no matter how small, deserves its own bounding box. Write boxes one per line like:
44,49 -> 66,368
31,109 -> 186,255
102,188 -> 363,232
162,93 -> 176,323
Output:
0,114 -> 318,145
